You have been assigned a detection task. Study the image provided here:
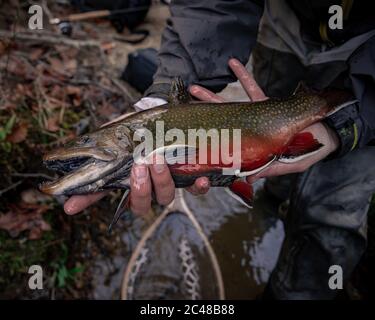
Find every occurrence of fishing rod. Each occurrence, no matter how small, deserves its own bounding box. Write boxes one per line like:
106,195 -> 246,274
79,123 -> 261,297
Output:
49,5 -> 152,40
49,6 -> 151,25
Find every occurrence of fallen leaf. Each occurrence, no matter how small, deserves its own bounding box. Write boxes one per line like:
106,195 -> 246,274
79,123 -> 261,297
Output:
73,96 -> 82,107
28,220 -> 51,240
0,41 -> 6,56
21,188 -> 52,204
16,83 -> 33,98
46,116 -> 60,132
7,122 -> 28,143
49,85 -> 65,100
99,77 -> 111,87
65,59 -> 77,74
66,85 -> 82,106
7,56 -> 35,80
66,85 -> 81,96
54,45 -> 78,60
47,56 -> 66,75
101,41 -> 116,53
29,47 -> 44,61
0,203 -> 51,240
97,102 -> 117,119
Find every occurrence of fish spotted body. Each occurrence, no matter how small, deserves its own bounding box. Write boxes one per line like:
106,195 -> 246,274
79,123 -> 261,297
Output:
40,79 -> 354,225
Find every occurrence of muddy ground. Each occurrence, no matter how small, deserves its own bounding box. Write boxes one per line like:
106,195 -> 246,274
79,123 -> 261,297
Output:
0,0 -> 168,299
0,0 -> 375,300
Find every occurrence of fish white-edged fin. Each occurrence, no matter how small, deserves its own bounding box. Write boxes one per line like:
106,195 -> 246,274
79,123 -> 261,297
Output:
225,188 -> 252,208
278,131 -> 324,164
235,156 -> 276,177
144,144 -> 197,165
278,146 -> 323,163
226,180 -> 253,209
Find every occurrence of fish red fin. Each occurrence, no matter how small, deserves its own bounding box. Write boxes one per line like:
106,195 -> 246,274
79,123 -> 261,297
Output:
279,132 -> 323,163
227,180 -> 253,208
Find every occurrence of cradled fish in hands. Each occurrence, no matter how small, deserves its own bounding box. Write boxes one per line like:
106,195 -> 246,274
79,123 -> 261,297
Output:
40,78 -> 355,229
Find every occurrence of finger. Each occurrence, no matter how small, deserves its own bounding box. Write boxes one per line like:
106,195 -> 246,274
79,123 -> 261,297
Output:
189,85 -> 225,103
149,157 -> 175,205
228,58 -> 267,102
186,177 -> 210,195
64,192 -> 108,215
130,164 -> 152,216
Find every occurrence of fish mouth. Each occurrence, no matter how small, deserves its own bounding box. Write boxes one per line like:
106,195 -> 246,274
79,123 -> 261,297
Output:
43,147 -> 118,174
43,155 -> 93,174
40,147 -> 123,196
43,147 -> 117,167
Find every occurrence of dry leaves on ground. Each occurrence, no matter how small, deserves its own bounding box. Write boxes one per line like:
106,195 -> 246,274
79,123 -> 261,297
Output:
7,122 -> 28,143
0,202 -> 51,240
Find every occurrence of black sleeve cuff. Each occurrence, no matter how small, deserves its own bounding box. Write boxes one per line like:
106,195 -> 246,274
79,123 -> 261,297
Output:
144,81 -> 172,101
323,102 -> 361,158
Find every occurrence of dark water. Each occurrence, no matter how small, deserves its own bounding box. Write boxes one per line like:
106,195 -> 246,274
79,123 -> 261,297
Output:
184,182 -> 285,299
91,181 -> 285,299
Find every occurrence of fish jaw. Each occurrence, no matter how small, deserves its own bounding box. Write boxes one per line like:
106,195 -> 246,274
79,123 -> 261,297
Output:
40,156 -> 128,195
43,147 -> 117,163
40,134 -> 133,195
40,123 -> 136,195
41,147 -> 122,195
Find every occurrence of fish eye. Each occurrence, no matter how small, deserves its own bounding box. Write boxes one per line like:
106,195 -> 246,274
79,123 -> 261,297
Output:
79,135 -> 91,144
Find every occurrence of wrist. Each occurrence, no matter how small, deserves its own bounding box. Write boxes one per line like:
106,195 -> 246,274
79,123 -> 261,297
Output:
144,82 -> 172,101
323,102 -> 361,158
134,97 -> 167,111
322,122 -> 340,154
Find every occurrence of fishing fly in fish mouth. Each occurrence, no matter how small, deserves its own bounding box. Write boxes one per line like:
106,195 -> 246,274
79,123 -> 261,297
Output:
39,59 -> 355,230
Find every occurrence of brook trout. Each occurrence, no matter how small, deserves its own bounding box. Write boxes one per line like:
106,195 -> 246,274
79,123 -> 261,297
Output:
40,79 -> 354,228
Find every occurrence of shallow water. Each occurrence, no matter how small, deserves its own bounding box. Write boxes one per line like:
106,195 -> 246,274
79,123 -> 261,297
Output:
184,183 -> 285,299
90,181 -> 285,299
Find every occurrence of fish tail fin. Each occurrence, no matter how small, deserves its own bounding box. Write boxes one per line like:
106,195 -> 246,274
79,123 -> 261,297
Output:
293,81 -> 312,95
279,132 -> 323,163
226,180 -> 253,209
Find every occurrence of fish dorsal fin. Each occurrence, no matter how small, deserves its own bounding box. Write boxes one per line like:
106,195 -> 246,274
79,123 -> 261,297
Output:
293,82 -> 311,95
169,77 -> 190,104
145,144 -> 197,165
